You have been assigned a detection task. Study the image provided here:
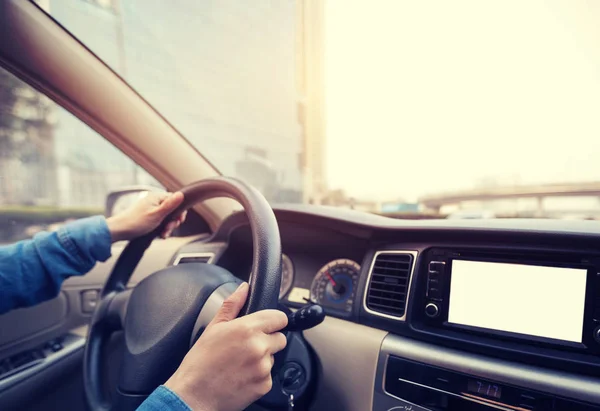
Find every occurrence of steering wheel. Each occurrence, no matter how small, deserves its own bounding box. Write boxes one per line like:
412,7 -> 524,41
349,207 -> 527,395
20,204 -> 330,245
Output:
83,177 -> 282,411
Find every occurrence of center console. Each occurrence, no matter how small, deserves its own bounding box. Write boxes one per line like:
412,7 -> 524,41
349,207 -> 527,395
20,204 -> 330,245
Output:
371,246 -> 600,410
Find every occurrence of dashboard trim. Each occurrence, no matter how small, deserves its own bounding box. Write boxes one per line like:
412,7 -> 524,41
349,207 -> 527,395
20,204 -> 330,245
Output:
377,334 -> 600,406
384,377 -> 513,410
172,252 -> 216,265
362,250 -> 418,322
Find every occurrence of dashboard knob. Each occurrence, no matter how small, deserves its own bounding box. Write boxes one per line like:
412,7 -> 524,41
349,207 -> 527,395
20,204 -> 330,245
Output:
594,326 -> 600,344
425,303 -> 439,318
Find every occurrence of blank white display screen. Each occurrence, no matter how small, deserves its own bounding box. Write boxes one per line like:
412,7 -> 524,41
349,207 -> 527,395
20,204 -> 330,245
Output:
448,260 -> 587,343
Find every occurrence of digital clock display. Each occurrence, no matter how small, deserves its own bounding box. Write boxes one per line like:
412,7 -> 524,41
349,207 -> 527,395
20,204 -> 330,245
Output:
467,379 -> 502,400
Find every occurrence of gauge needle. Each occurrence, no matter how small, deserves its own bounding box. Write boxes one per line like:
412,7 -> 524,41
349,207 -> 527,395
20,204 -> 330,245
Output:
325,271 -> 337,286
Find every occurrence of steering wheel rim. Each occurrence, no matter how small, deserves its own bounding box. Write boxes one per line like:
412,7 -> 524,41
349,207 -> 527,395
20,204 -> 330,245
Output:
83,177 -> 282,411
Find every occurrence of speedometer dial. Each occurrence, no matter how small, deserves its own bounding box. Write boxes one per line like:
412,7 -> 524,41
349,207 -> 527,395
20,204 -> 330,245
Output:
279,254 -> 294,299
310,259 -> 361,313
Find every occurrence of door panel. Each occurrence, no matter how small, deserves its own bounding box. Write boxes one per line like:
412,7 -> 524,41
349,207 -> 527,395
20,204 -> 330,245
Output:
0,235 -> 202,409
0,340 -> 84,411
0,331 -> 125,411
0,293 -> 68,346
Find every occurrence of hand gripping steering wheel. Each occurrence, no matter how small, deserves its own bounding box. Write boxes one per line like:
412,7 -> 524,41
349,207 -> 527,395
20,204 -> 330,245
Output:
83,177 -> 282,411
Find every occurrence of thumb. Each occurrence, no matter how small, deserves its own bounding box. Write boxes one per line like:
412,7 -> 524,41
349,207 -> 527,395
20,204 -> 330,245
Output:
210,282 -> 249,325
155,191 -> 184,217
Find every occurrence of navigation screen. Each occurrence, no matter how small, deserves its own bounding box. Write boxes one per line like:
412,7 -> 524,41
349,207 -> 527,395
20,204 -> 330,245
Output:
448,260 -> 587,343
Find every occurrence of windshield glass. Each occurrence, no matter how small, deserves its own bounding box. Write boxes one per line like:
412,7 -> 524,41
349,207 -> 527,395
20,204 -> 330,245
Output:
43,1 -> 600,220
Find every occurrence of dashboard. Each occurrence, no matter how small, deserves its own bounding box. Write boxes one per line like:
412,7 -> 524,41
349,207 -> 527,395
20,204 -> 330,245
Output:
171,205 -> 600,410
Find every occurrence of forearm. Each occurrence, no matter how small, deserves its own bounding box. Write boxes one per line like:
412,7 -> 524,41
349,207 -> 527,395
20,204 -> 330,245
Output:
0,216 -> 112,314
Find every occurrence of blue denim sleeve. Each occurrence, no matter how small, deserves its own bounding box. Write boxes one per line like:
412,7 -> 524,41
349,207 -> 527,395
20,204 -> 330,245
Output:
0,215 -> 112,314
137,386 -> 191,411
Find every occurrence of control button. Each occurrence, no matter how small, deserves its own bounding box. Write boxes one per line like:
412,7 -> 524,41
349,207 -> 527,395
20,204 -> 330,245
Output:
427,271 -> 440,282
435,376 -> 450,386
428,261 -> 445,273
81,290 -> 99,313
45,338 -> 63,353
50,342 -> 63,352
427,278 -> 440,289
10,352 -> 37,368
427,371 -> 453,391
425,303 -> 439,318
519,393 -> 537,408
593,305 -> 600,321
593,326 -> 600,344
427,287 -> 442,299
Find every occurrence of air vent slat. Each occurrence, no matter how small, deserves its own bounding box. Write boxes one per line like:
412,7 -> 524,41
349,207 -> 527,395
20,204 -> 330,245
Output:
367,302 -> 405,311
178,256 -> 210,264
174,253 -> 214,265
368,288 -> 407,297
367,295 -> 406,303
368,284 -> 407,291
371,276 -> 408,284
374,260 -> 411,267
365,252 -> 415,319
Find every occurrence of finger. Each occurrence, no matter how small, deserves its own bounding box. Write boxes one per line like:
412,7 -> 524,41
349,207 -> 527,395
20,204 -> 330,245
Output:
161,221 -> 177,238
177,210 -> 188,224
245,309 -> 288,334
161,211 -> 186,239
155,192 -> 185,217
266,332 -> 287,354
160,223 -> 174,238
209,282 -> 249,325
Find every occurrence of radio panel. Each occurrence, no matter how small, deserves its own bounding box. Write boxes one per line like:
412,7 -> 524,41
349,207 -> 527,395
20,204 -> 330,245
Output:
417,248 -> 600,355
383,356 -> 600,411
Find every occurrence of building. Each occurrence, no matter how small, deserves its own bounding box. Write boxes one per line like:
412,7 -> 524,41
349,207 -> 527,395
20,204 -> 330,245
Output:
40,0 -> 311,206
0,69 -> 58,206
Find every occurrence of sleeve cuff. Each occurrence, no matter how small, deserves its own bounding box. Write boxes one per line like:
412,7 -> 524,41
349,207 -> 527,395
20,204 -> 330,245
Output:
58,215 -> 112,264
139,385 -> 192,411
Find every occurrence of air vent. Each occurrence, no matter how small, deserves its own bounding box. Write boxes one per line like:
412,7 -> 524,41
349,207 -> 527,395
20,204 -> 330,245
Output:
365,251 -> 416,320
173,253 -> 215,265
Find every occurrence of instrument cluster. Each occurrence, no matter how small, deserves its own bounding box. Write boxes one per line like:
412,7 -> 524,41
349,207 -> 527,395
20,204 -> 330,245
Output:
280,256 -> 362,315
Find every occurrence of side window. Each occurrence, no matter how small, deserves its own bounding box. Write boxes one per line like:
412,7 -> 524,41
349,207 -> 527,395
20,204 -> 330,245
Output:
0,67 -> 162,244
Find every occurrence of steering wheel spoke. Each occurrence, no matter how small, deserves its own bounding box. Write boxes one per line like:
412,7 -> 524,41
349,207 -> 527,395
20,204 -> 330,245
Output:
92,289 -> 131,331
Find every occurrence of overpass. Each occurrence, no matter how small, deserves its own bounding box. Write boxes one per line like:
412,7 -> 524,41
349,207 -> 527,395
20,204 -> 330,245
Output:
419,182 -> 600,212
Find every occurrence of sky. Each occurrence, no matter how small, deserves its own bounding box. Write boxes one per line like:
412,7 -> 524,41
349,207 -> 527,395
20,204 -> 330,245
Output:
324,0 -> 600,202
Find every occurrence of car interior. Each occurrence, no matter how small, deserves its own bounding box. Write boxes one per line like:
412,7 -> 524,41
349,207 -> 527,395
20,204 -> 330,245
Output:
2,1 -> 600,411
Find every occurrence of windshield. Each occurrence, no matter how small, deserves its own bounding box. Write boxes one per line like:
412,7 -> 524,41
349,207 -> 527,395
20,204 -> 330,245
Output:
43,1 -> 600,220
